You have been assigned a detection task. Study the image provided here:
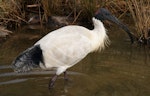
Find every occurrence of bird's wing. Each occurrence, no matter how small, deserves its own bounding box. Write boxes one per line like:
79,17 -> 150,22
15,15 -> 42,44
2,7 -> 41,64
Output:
35,26 -> 92,68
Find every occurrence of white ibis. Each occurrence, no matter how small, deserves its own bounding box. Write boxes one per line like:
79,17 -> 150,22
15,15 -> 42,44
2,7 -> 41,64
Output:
12,17 -> 110,88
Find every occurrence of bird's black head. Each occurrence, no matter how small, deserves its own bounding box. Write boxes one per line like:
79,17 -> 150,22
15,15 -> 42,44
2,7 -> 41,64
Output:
94,8 -> 134,43
95,8 -> 115,22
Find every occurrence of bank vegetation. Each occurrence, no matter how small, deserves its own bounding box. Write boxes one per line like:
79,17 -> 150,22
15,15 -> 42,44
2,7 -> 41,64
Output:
0,0 -> 149,45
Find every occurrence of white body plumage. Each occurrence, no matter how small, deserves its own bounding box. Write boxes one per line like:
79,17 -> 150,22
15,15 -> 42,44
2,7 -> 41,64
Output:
35,17 -> 109,75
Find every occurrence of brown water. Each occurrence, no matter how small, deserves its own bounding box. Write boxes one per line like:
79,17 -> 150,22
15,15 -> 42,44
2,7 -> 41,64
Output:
0,25 -> 150,96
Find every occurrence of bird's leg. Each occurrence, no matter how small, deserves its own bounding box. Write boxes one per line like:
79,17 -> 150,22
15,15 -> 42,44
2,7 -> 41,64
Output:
64,71 -> 70,87
64,71 -> 68,81
49,74 -> 58,89
63,71 -> 72,87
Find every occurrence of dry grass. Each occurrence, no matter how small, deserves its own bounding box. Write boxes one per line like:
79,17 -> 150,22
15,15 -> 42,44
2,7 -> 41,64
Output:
0,0 -> 139,28
39,0 -> 129,21
127,0 -> 150,40
0,0 -> 130,27
0,0 -> 27,27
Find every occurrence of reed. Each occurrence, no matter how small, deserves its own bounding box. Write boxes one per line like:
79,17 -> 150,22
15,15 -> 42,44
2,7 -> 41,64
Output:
39,0 -> 128,21
127,0 -> 150,41
0,0 -> 26,27
0,0 -> 131,27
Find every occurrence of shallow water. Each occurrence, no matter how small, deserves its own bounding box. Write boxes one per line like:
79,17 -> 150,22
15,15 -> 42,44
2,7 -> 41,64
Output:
0,25 -> 150,96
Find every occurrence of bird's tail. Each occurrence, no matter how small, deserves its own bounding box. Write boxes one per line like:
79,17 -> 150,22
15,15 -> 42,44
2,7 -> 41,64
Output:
11,45 -> 43,73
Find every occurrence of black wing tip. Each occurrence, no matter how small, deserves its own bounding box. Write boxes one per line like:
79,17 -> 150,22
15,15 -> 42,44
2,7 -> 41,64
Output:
11,59 -> 32,73
11,45 -> 43,73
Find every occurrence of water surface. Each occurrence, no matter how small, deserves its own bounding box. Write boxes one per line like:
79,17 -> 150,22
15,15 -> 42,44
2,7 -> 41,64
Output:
0,25 -> 150,96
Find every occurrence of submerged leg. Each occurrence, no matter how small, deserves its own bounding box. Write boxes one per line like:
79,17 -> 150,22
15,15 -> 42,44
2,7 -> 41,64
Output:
63,71 -> 72,87
64,71 -> 68,81
49,74 -> 58,89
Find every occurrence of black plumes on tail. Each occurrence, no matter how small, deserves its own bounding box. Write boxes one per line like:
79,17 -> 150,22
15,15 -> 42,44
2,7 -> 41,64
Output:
12,45 -> 43,72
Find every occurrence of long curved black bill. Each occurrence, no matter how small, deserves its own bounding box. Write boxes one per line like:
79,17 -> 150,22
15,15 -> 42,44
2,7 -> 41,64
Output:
106,15 -> 134,43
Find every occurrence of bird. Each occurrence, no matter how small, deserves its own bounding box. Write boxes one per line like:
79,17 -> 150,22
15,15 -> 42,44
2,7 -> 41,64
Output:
11,17 -> 110,89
